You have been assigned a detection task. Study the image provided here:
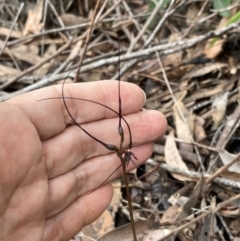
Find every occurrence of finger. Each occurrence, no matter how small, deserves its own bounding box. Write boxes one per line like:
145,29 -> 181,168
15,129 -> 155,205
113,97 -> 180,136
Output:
43,184 -> 113,241
44,110 -> 166,178
46,143 -> 152,217
7,80 -> 145,139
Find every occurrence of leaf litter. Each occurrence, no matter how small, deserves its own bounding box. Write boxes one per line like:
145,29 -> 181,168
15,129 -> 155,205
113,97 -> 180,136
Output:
1,0 -> 240,240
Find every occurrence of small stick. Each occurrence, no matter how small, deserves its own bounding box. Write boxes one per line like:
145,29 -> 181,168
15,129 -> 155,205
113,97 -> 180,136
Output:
155,51 -> 204,171
157,194 -> 240,241
74,0 -> 102,82
158,162 -> 240,190
182,0 -> 208,38
0,39 -> 72,90
0,2 -> 24,55
206,153 -> 240,184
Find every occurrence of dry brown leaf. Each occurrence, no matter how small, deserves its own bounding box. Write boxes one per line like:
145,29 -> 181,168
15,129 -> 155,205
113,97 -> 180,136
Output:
43,44 -> 57,58
82,209 -> 114,240
81,181 -> 121,240
162,32 -> 183,67
219,149 -> 240,173
204,38 -> 225,59
69,40 -> 83,60
215,185 -> 236,202
229,217 -> 240,236
204,18 -> 228,58
168,193 -> 188,207
176,176 -> 207,220
110,180 -> 121,214
23,0 -> 44,36
160,205 -> 181,223
8,42 -> 38,55
166,64 -> 194,80
31,38 -> 65,45
182,63 -> 227,79
10,44 -> 43,65
164,131 -> 190,181
193,115 -> 206,142
81,69 -> 103,82
179,79 -> 189,99
220,170 -> 240,182
142,228 -> 172,241
33,44 -> 57,77
222,207 -> 240,218
98,220 -> 160,241
0,64 -> 21,78
65,40 -> 83,69
197,198 -> 218,240
60,13 -> 87,26
228,56 -> 237,75
186,3 -> 199,25
211,92 -> 228,130
173,100 -> 193,152
0,27 -> 22,38
187,80 -> 233,102
198,215 -> 216,241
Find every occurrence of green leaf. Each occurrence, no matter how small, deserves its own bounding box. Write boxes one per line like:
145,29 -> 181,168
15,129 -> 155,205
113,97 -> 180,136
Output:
148,0 -> 172,29
148,0 -> 156,12
208,9 -> 240,47
149,0 -> 172,11
161,0 -> 172,9
212,0 -> 231,18
226,10 -> 240,25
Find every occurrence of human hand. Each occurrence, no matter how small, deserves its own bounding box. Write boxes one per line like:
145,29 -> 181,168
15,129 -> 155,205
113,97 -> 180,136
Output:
1,80 -> 167,241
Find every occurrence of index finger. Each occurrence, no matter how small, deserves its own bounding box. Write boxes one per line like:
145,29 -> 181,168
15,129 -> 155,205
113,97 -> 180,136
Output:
6,80 -> 145,139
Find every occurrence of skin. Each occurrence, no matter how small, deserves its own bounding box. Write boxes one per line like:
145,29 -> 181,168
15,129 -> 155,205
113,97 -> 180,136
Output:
0,80 -> 167,241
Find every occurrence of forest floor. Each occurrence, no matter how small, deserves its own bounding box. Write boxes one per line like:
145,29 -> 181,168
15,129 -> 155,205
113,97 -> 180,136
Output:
1,1 -> 240,240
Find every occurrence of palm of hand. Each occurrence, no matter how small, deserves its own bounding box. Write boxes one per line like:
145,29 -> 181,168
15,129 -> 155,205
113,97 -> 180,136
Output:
0,81 -> 166,241
1,103 -> 48,240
